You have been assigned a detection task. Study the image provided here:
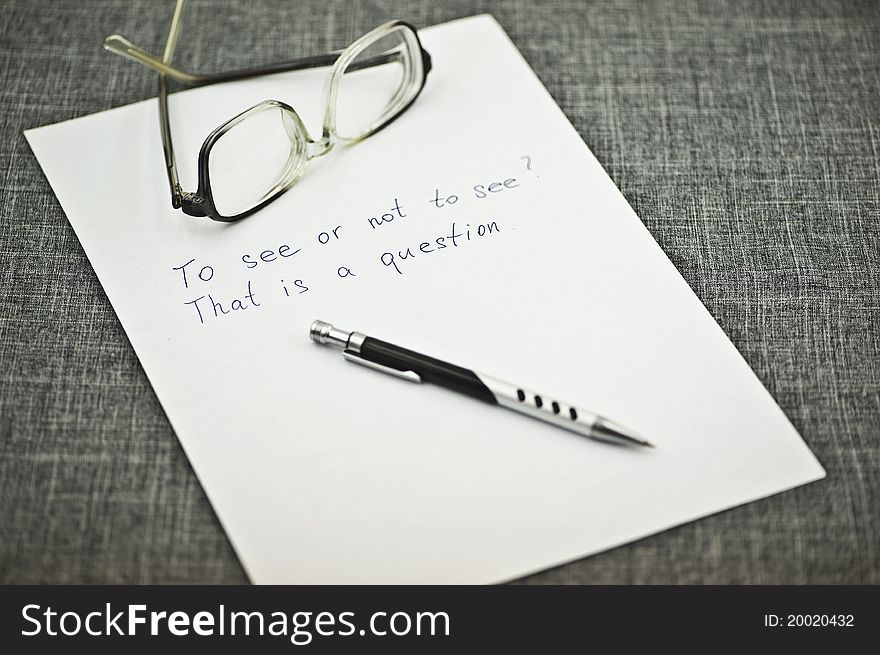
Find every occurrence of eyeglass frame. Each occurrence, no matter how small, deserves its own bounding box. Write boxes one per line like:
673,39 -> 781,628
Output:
104,0 -> 432,222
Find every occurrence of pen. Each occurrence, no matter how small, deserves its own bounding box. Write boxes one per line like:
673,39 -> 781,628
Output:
309,320 -> 653,448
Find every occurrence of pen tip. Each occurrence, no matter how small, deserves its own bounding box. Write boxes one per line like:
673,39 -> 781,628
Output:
592,417 -> 655,449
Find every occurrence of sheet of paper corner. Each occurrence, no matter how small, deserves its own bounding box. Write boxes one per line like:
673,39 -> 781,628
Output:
25,15 -> 824,583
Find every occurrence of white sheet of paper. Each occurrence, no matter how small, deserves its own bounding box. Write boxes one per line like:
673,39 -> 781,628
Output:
25,15 -> 825,583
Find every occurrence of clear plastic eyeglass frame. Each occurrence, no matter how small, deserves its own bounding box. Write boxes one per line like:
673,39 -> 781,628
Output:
103,0 -> 432,222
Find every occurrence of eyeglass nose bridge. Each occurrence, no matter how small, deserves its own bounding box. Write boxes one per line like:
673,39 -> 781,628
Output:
307,136 -> 334,160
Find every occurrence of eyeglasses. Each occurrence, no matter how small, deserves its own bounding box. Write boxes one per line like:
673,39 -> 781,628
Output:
104,0 -> 431,222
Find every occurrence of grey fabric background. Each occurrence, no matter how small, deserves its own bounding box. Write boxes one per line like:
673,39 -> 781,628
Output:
1,0 -> 878,584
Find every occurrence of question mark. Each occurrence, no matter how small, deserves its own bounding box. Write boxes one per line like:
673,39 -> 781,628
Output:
520,155 -> 532,172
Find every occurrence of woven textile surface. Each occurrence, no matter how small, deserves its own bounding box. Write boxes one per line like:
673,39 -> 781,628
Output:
1,0 -> 877,583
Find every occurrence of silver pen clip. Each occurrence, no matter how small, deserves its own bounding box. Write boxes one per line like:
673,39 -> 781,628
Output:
342,351 -> 422,383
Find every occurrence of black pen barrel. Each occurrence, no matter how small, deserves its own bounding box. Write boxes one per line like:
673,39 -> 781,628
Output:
359,337 -> 497,404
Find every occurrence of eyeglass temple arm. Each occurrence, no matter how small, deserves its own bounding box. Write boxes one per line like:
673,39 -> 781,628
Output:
103,35 -> 431,87
158,0 -> 187,209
